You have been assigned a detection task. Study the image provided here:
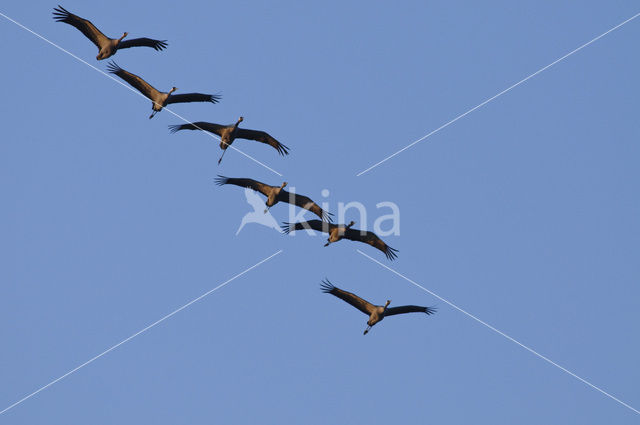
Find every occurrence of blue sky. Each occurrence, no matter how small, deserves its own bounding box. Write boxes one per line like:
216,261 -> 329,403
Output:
1,1 -> 639,423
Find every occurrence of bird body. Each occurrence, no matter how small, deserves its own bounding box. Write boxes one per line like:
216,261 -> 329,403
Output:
53,5 -> 168,60
219,118 -> 242,153
320,280 -> 435,334
364,303 -> 389,332
107,62 -> 220,118
215,176 -> 332,221
325,220 -> 355,244
282,220 -> 398,260
265,183 -> 286,209
169,117 -> 289,164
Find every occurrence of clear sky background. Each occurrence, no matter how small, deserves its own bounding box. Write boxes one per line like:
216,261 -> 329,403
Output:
1,1 -> 639,423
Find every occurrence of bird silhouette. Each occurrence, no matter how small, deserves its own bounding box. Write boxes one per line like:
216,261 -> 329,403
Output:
236,188 -> 281,235
321,279 -> 436,334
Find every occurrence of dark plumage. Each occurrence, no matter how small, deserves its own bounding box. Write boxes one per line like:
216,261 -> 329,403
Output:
169,117 -> 289,164
118,38 -> 168,51
320,279 -> 436,334
107,61 -> 220,118
53,5 -> 167,60
282,220 -> 398,260
215,176 -> 332,221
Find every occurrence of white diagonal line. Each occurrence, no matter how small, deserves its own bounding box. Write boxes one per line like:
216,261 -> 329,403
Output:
0,11 -> 283,177
356,249 -> 640,415
0,250 -> 283,416
356,11 -> 640,176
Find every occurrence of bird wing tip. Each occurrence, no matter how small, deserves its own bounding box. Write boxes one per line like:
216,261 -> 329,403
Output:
320,279 -> 335,292
385,245 -> 399,260
52,5 -> 69,16
105,60 -> 120,73
213,175 -> 228,186
280,222 -> 292,234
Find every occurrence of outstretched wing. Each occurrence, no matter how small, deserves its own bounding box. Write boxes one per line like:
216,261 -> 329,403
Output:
166,93 -> 221,105
169,121 -> 226,136
384,305 -> 437,317
214,176 -> 273,197
53,5 -> 109,49
106,61 -> 158,100
344,228 -> 398,260
281,220 -> 333,235
118,38 -> 168,51
320,279 -> 375,315
234,128 -> 289,156
278,190 -> 333,222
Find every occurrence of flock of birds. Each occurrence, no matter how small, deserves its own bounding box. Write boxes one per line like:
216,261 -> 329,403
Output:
53,5 -> 436,335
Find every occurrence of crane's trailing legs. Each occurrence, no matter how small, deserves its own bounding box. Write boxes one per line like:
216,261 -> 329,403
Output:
364,325 -> 372,335
149,110 -> 158,119
218,149 -> 227,164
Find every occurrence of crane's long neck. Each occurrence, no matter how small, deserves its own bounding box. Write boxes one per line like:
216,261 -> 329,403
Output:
234,117 -> 243,130
118,32 -> 128,43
